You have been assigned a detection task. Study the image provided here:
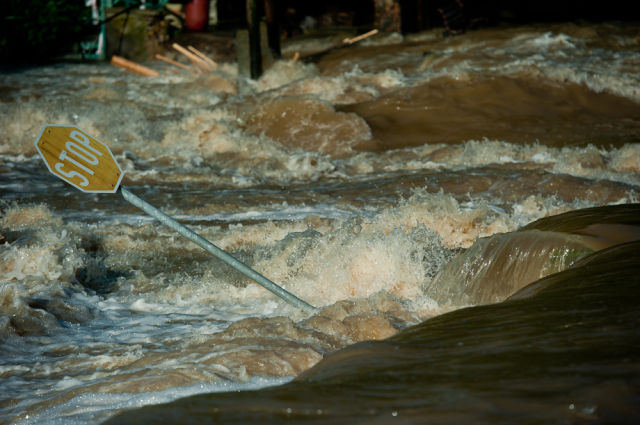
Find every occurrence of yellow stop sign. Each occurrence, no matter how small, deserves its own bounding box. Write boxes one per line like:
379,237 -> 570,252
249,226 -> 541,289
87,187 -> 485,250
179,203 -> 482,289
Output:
35,125 -> 124,193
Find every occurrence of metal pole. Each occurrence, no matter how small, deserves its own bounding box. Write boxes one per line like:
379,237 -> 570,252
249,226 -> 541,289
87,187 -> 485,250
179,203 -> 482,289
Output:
120,186 -> 318,315
264,0 -> 281,59
246,0 -> 262,79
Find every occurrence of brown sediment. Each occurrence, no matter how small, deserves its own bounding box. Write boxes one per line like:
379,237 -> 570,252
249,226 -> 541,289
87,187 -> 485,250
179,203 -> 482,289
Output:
314,38 -> 438,76
508,240 -> 640,301
9,293 -> 418,423
169,72 -> 238,98
103,241 -> 640,425
240,96 -> 371,157
521,203 -> 640,233
426,204 -> 640,306
473,169 -> 637,204
340,76 -> 640,151
521,204 -> 640,249
3,21 -> 640,424
425,230 -> 597,306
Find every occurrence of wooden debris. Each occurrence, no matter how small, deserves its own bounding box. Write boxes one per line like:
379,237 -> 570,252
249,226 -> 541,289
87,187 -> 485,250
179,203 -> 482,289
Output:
155,54 -> 191,70
172,43 -> 213,71
343,29 -> 379,45
187,45 -> 218,69
292,52 -> 300,62
110,55 -> 159,77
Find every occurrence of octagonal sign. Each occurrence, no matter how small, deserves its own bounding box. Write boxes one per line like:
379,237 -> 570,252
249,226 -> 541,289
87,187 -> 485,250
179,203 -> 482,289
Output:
35,124 -> 124,193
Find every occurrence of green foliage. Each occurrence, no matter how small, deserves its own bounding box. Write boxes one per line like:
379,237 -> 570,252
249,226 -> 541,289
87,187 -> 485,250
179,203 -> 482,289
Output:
1,0 -> 91,64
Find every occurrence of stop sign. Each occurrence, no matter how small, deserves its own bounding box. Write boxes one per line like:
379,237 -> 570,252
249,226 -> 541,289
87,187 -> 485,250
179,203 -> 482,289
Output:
35,125 -> 124,193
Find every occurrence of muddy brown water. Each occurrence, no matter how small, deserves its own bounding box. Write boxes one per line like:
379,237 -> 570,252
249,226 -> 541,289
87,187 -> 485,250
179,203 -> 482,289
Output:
1,22 -> 639,424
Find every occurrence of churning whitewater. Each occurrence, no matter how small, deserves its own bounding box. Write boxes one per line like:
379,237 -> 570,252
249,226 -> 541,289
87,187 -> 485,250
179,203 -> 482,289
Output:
1,22 -> 640,424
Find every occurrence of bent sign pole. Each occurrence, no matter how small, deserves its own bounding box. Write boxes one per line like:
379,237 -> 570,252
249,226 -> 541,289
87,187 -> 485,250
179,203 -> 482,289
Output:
119,187 -> 317,314
35,124 -> 318,315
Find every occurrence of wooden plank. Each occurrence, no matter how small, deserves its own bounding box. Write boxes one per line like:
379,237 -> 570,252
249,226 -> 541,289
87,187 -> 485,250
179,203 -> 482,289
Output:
155,54 -> 191,70
110,55 -> 159,77
172,43 -> 213,71
187,46 -> 218,69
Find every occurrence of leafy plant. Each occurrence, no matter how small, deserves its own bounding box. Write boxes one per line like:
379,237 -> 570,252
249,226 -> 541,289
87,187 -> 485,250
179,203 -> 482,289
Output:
1,0 -> 91,64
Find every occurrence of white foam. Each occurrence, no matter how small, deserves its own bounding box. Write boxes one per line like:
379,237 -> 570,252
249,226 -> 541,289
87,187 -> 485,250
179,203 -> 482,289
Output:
13,377 -> 292,425
86,203 -> 359,226
2,23 -> 639,425
524,32 -> 576,49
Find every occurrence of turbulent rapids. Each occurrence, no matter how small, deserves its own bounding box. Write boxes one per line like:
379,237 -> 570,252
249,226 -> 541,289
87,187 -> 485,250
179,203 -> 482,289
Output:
1,21 -> 640,424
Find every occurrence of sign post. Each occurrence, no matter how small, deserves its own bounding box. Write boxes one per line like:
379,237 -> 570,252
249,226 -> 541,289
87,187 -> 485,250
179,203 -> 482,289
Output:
35,124 -> 317,315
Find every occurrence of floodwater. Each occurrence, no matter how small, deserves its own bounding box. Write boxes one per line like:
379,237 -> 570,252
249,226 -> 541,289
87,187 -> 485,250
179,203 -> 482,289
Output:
1,22 -> 640,424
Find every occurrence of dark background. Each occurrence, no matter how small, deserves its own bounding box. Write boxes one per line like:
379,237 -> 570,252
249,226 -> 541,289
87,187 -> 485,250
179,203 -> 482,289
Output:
1,0 -> 638,64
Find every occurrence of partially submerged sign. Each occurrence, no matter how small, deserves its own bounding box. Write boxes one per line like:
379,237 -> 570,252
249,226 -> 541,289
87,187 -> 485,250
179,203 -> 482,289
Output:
35,125 -> 123,193
33,124 -> 317,314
